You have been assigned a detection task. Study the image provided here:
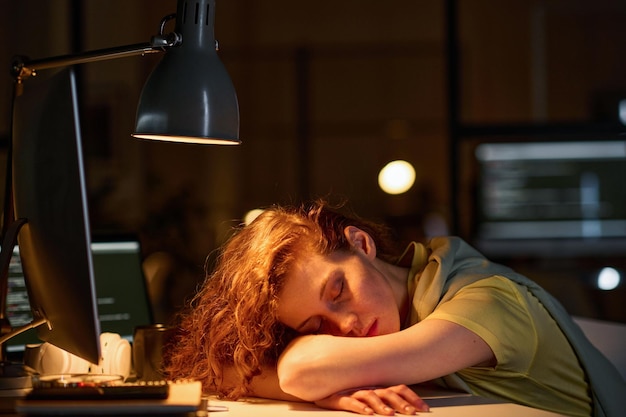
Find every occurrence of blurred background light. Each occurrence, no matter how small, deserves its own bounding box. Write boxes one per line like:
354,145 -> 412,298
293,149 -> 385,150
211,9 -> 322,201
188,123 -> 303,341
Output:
619,99 -> 626,125
596,267 -> 621,291
378,160 -> 416,195
244,208 -> 264,225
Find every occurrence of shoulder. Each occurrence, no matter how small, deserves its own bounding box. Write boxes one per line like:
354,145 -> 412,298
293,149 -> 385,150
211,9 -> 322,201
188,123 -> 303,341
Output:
426,276 -> 540,368
431,276 -> 534,323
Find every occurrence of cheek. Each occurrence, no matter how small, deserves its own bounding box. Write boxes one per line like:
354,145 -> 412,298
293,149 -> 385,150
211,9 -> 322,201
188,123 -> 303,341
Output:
276,296 -> 299,329
277,309 -> 297,331
276,294 -> 315,330
366,287 -> 401,334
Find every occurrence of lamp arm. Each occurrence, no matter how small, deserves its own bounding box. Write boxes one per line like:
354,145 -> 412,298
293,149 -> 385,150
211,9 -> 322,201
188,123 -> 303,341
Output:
12,43 -> 158,81
11,12 -> 181,82
12,43 -> 163,84
11,18 -> 182,84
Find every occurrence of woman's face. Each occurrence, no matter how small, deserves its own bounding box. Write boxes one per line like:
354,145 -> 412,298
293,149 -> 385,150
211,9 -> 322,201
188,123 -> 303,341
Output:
276,248 -> 402,337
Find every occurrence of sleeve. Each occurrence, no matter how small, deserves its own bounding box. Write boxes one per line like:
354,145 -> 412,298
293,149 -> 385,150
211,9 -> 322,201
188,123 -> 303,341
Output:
423,276 -> 538,373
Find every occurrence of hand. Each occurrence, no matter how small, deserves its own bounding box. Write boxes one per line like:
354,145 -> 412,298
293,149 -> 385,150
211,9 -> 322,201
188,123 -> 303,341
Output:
314,384 -> 430,415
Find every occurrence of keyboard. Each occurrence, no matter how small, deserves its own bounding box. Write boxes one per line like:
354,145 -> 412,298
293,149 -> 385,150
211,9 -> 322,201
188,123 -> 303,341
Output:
25,380 -> 170,401
17,379 -> 203,415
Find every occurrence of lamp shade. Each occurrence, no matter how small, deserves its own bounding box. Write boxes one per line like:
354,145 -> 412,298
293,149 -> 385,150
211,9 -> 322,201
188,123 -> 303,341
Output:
133,0 -> 240,144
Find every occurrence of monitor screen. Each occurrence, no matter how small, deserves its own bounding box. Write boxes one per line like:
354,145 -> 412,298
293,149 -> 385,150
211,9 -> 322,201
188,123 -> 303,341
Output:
473,140 -> 626,256
5,240 -> 153,355
90,240 -> 154,341
10,67 -> 101,364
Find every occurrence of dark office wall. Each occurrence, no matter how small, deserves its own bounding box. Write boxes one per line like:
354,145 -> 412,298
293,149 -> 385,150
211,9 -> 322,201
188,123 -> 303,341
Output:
1,0 -> 625,321
1,0 -> 450,249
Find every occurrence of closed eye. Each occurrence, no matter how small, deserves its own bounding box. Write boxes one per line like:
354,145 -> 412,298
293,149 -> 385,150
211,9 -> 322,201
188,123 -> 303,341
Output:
333,279 -> 345,302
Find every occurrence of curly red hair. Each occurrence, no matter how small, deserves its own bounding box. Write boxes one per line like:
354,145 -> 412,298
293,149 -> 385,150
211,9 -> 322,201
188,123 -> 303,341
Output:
164,200 -> 400,398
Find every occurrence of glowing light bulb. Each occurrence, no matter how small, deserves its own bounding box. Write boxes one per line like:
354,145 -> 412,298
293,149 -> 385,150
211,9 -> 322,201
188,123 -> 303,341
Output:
378,160 -> 416,195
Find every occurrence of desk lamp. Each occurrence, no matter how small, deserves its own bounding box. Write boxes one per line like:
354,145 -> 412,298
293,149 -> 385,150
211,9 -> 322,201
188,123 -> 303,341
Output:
11,0 -> 240,145
0,0 -> 239,393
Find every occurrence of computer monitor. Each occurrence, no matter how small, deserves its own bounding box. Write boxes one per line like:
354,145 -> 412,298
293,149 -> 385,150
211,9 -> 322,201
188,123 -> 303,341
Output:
473,140 -> 626,257
5,239 -> 154,356
7,67 -> 101,366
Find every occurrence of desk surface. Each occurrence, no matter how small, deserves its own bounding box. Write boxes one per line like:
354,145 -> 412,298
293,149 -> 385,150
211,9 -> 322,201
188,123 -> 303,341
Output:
206,397 -> 567,417
4,382 -> 569,417
206,391 -> 568,417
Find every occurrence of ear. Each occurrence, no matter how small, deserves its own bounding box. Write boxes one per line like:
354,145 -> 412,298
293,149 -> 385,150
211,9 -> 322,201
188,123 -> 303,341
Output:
343,226 -> 377,259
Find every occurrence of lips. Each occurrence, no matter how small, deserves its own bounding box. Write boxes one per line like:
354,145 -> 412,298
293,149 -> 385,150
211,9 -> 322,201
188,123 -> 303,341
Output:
365,320 -> 378,337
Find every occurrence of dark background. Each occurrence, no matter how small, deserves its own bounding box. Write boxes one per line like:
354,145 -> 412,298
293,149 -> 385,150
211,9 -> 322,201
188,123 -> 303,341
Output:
1,0 -> 625,323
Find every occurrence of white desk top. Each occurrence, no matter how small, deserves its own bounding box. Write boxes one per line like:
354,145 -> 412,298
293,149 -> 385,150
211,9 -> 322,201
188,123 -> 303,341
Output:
205,393 -> 568,417
9,380 -> 568,416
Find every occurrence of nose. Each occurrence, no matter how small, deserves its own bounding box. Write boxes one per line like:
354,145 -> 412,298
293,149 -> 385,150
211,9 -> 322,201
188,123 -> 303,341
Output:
329,312 -> 360,337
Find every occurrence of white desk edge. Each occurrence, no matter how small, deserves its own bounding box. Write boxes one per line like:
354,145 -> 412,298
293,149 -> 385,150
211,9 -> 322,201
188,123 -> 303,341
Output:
205,393 -> 568,417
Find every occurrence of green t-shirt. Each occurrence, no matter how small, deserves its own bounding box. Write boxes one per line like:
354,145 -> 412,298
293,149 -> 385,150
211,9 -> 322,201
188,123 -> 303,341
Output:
404,238 -> 594,417
424,277 -> 591,416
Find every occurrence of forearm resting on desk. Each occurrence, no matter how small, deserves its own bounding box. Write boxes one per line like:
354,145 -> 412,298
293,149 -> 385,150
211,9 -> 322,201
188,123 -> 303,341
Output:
277,334 -> 406,401
277,320 -> 494,401
222,365 -> 302,402
224,364 -> 426,416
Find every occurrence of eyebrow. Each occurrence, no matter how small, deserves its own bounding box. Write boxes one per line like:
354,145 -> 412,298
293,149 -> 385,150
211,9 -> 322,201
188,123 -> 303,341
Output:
294,275 -> 331,332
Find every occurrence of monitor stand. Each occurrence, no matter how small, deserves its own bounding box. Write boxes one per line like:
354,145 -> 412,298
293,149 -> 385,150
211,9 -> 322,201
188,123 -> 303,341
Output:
0,219 -> 35,399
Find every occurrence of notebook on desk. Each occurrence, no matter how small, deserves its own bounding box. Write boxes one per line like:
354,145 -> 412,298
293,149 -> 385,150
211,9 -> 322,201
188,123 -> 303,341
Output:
5,236 -> 154,356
